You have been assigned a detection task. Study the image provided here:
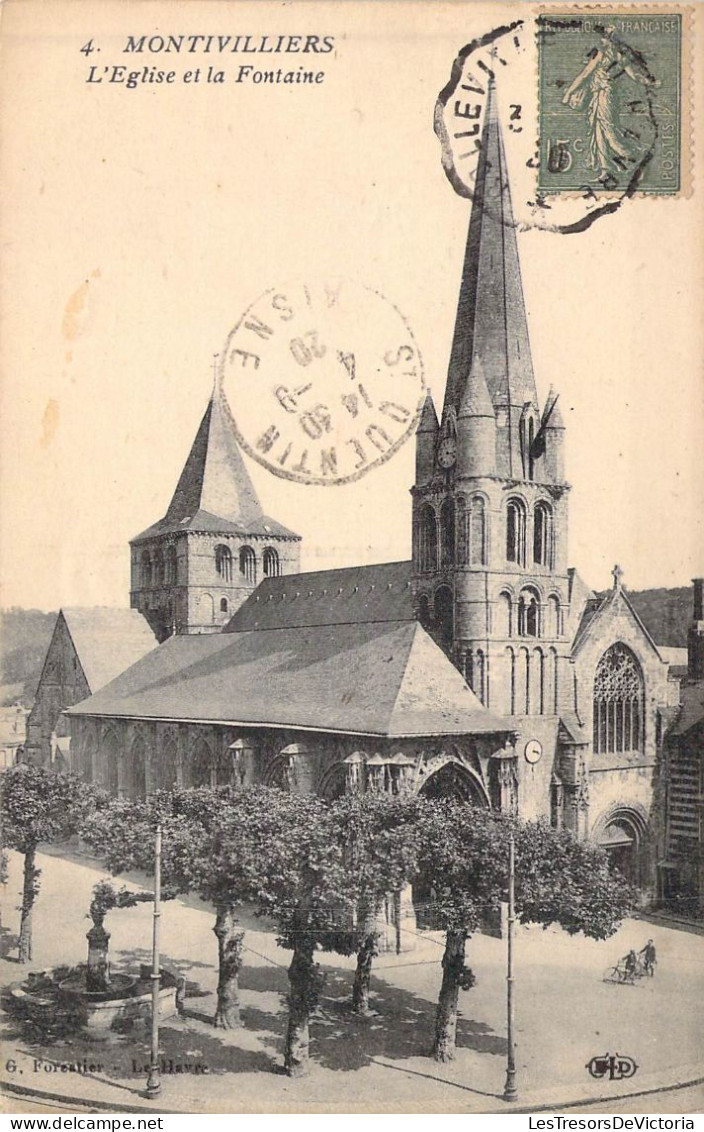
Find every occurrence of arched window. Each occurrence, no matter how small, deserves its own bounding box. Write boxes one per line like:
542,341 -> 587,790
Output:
158,737 -> 178,792
189,737 -> 214,788
154,548 -> 165,586
220,597 -> 229,613
474,649 -> 486,704
216,544 -> 233,582
239,546 -> 256,584
506,499 -> 526,565
535,648 -> 545,715
549,647 -> 559,714
434,585 -> 453,651
456,496 -> 469,565
506,647 -> 516,714
518,587 -> 540,637
533,502 -> 553,567
496,591 -> 512,638
593,644 -> 644,754
470,497 -> 487,566
546,594 -> 560,638
419,504 -> 438,573
440,498 -> 455,568
165,545 -> 177,585
517,647 -> 530,714
520,415 -> 536,481
126,736 -> 147,800
263,547 -> 280,577
141,550 -> 152,588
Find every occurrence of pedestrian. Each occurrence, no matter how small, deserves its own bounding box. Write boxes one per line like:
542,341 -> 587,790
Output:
640,938 -> 656,976
624,949 -> 638,982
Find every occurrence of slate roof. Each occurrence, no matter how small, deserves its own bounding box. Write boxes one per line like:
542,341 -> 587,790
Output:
68,619 -> 511,739
226,561 -> 414,633
61,608 -> 158,693
132,394 -> 299,543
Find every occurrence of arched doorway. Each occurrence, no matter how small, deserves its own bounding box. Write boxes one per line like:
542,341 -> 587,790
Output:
594,806 -> 649,888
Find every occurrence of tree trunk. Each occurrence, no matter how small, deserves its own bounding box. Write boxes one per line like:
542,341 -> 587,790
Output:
212,904 -> 245,1029
18,844 -> 39,963
433,928 -> 467,1062
352,933 -> 377,1014
284,942 -> 318,1077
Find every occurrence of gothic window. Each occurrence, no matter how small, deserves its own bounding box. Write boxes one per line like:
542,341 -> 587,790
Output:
419,504 -> 438,573
165,545 -> 177,585
141,550 -> 152,588
189,737 -> 214,787
263,547 -> 280,577
440,498 -> 455,568
496,591 -> 512,638
506,498 -> 526,565
546,594 -> 560,638
239,546 -> 256,584
533,502 -> 553,567
154,548 -> 165,585
518,587 -> 540,637
470,496 -> 487,565
216,544 -> 233,582
220,597 -> 229,613
474,649 -> 486,704
127,736 -> 147,800
593,644 -> 644,754
434,585 -> 453,651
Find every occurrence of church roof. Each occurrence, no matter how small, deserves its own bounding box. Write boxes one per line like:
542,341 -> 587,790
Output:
67,619 -> 511,739
60,608 -> 158,693
131,394 -> 299,543
226,561 -> 414,632
444,77 -> 537,419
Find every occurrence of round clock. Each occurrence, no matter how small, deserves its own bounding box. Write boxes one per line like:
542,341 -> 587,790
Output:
437,437 -> 457,469
524,739 -> 543,765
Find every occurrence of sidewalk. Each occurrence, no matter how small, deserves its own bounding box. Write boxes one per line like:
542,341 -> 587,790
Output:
1,849 -> 703,1114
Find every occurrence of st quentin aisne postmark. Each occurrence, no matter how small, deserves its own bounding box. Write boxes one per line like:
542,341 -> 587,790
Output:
218,280 -> 425,486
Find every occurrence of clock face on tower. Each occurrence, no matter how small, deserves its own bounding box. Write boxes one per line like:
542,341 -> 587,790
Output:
437,437 -> 457,469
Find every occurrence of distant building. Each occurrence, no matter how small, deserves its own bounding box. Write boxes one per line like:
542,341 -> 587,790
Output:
25,608 -> 157,768
0,703 -> 29,770
660,580 -> 704,914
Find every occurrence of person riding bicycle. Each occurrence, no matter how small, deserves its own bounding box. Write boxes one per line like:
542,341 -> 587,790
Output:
624,949 -> 638,981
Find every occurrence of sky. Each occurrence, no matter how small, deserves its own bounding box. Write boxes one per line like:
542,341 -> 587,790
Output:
1,0 -> 702,612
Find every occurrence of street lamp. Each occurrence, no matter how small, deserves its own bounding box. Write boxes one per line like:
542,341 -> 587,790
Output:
146,823 -> 162,1099
503,830 -> 518,1103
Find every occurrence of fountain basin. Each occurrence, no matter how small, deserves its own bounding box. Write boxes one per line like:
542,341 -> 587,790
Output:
5,965 -> 184,1037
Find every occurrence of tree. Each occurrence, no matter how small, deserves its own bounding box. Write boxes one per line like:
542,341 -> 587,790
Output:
81,786 -> 275,1029
1,765 -> 105,962
248,790 -> 356,1077
415,802 -> 632,1062
330,791 -> 422,1014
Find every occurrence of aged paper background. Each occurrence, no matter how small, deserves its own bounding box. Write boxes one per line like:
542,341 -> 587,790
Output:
0,0 -> 702,1116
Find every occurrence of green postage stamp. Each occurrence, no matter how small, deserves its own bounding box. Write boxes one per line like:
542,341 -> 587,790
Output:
537,9 -> 684,194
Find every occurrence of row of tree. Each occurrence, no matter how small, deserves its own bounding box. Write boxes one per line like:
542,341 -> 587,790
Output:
1,766 -> 632,1076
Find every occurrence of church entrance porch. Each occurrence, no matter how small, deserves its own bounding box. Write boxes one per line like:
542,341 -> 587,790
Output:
593,805 -> 651,894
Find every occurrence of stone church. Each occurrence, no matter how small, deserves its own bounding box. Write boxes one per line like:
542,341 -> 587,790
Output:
66,79 -> 686,900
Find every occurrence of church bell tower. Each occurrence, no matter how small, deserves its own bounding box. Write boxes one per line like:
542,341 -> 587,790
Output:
412,78 -> 570,717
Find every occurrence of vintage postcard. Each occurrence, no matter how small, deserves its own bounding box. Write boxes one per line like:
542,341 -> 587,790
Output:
0,0 -> 702,1118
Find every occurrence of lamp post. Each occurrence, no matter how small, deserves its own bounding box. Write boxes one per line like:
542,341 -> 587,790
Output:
146,823 -> 162,1099
503,830 -> 518,1103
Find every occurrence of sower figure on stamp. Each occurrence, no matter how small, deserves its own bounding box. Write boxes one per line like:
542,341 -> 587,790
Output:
562,26 -> 661,178
640,938 -> 657,976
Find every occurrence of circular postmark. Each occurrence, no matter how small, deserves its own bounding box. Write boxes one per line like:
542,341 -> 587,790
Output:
218,279 -> 425,486
435,13 -> 677,235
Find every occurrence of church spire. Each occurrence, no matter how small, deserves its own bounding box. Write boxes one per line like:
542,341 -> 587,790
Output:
165,392 -> 264,528
444,78 -> 538,424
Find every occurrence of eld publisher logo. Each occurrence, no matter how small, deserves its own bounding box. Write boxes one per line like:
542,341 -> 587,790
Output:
586,1052 -> 638,1081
